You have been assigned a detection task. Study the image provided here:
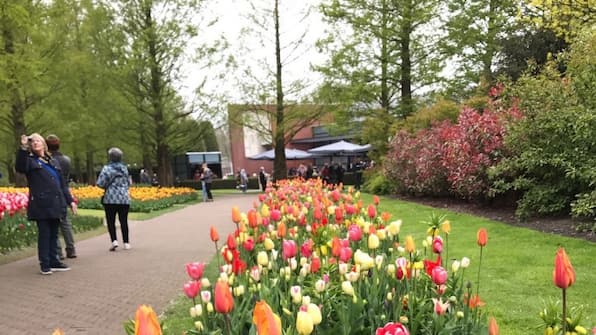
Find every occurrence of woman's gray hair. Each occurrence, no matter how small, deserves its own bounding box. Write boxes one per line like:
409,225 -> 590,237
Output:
108,147 -> 123,162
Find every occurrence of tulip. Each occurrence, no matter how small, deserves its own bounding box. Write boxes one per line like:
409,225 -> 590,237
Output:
311,257 -> 321,273
253,300 -> 282,335
277,222 -> 287,238
201,290 -> 211,303
432,237 -> 443,254
373,195 -> 380,205
441,220 -> 451,234
368,233 -> 380,249
52,329 -> 64,335
431,266 -> 448,286
432,298 -> 450,315
476,228 -> 487,247
183,280 -> 200,299
243,237 -> 255,252
375,322 -> 409,335
405,235 -> 415,253
232,206 -> 242,224
314,279 -> 326,292
307,303 -> 322,325
488,317 -> 499,335
214,280 -> 234,314
261,204 -> 270,218
367,204 -> 376,218
263,238 -> 275,251
461,257 -> 470,268
247,209 -> 258,228
341,281 -> 354,295
194,321 -> 204,332
210,226 -> 219,242
387,220 -> 402,236
296,308 -> 314,335
553,247 -> 575,289
134,305 -> 162,335
348,225 -> 362,241
339,246 -> 353,263
186,262 -> 205,280
282,239 -> 298,260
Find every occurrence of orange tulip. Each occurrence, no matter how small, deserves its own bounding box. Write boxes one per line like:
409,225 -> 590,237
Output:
252,300 -> 282,335
553,247 -> 575,289
488,317 -> 499,335
214,280 -> 234,314
210,226 -> 219,242
373,195 -> 380,205
277,222 -> 287,238
52,329 -> 65,335
134,304 -> 162,335
247,209 -> 258,228
232,206 -> 242,224
476,228 -> 487,247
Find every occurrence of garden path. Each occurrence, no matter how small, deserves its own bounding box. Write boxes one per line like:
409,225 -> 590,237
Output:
0,193 -> 256,335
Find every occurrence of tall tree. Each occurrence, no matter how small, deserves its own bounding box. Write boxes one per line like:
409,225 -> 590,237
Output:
230,0 -> 328,181
441,0 -> 518,94
113,0 -> 206,186
519,0 -> 596,42
317,0 -> 443,158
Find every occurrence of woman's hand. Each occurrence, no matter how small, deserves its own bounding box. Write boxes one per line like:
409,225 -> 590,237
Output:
70,202 -> 78,215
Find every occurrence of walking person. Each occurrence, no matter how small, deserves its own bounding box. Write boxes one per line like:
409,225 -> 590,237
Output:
201,163 -> 214,201
96,147 -> 131,251
239,168 -> 248,193
258,166 -> 267,191
15,133 -> 76,275
45,134 -> 77,259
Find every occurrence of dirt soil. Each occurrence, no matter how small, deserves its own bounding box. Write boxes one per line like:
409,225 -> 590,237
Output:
395,195 -> 596,243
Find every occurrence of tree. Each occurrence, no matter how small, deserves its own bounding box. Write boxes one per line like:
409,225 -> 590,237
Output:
317,0 -> 443,158
441,0 -> 519,94
113,0 -> 207,186
230,0 -> 329,181
520,0 -> 596,42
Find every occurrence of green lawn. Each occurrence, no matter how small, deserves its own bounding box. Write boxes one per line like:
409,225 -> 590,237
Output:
160,193 -> 595,335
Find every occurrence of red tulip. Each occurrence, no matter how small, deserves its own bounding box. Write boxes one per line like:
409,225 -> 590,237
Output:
339,246 -> 353,263
331,189 -> 341,202
183,280 -> 200,299
243,237 -> 255,252
345,204 -> 356,215
300,239 -> 314,258
185,262 -> 205,280
311,257 -> 321,273
477,228 -> 488,247
553,247 -> 575,289
373,195 -> 380,206
335,206 -> 344,223
214,280 -> 234,314
367,204 -> 376,218
210,226 -> 219,242
226,234 -> 236,250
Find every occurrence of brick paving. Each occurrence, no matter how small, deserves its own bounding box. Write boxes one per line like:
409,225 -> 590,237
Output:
0,194 -> 255,335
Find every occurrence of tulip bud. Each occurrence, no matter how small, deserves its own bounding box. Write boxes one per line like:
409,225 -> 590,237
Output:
296,309 -> 314,335
368,233 -> 380,249
190,307 -> 197,318
307,303 -> 322,325
206,302 -> 214,313
264,238 -> 275,251
452,260 -> 461,273
194,304 -> 203,317
194,321 -> 204,331
257,251 -> 269,266
461,257 -> 470,268
341,281 -> 354,295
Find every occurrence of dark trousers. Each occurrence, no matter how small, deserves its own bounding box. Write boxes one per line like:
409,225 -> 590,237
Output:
103,204 -> 130,243
37,219 -> 61,270
205,182 -> 213,200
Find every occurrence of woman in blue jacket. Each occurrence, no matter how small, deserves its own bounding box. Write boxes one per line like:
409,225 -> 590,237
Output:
16,133 -> 77,275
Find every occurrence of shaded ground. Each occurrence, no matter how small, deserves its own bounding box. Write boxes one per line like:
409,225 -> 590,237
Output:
395,195 -> 596,243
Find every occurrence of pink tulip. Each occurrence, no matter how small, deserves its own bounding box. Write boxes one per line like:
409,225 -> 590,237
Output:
348,225 -> 362,242
243,237 -> 255,252
431,266 -> 448,285
345,204 -> 356,215
282,240 -> 297,260
300,239 -> 314,258
339,247 -> 353,263
432,237 -> 443,254
270,209 -> 282,221
367,204 -> 376,218
185,262 -> 205,280
376,322 -> 409,335
183,280 -> 200,299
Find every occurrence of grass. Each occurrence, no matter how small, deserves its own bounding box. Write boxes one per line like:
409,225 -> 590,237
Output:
159,192 -> 596,335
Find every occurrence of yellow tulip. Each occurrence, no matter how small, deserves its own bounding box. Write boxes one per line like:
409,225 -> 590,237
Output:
405,235 -> 416,253
368,233 -> 380,249
264,238 -> 275,251
257,251 -> 269,266
307,303 -> 322,325
296,310 -> 314,335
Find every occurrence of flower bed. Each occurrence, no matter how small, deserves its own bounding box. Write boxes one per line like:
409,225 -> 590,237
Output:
0,190 -> 103,254
176,179 -> 496,334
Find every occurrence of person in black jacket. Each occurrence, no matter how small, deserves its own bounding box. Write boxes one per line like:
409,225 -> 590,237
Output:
16,133 -> 77,275
46,134 -> 77,259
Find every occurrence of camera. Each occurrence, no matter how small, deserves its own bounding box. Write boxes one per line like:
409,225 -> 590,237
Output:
27,136 -> 32,142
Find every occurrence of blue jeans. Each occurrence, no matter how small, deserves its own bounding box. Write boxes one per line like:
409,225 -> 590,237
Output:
37,219 -> 61,271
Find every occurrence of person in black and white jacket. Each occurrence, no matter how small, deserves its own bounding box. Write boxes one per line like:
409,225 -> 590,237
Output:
96,147 -> 131,251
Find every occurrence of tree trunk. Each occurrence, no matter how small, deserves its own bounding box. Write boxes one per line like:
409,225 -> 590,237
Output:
400,0 -> 413,118
273,0 -> 287,182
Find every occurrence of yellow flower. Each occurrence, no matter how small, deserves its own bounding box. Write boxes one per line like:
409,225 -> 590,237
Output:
405,235 -> 416,253
306,303 -> 322,325
257,251 -> 269,266
387,220 -> 402,236
296,310 -> 314,335
368,234 -> 380,249
264,238 -> 275,251
341,281 -> 354,295
441,220 -> 451,234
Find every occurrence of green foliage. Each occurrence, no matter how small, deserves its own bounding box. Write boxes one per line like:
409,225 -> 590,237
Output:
362,169 -> 395,195
491,29 -> 596,219
77,193 -> 199,213
395,98 -> 460,133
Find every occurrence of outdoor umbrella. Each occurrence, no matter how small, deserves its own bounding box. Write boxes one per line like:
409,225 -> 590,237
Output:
248,148 -> 313,160
307,140 -> 371,155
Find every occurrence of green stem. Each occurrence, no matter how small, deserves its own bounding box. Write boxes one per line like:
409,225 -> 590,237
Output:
476,247 -> 483,298
562,288 -> 567,334
224,313 -> 232,335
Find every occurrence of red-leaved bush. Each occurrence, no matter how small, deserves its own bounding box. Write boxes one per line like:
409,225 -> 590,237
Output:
385,88 -> 522,200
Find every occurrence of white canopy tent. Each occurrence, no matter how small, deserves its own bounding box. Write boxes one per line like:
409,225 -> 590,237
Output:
307,140 -> 371,155
247,148 -> 313,160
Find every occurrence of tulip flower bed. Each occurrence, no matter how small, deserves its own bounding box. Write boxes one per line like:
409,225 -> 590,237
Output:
174,179 -> 499,335
0,190 -> 103,254
71,186 -> 198,212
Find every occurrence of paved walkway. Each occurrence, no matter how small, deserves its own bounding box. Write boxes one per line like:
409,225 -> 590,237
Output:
0,194 -> 255,335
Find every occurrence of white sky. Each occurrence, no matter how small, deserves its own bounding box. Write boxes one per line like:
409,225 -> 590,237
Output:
178,0 -> 327,111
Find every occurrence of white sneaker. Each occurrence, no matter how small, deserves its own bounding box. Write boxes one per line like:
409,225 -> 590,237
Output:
110,240 -> 119,251
124,243 -> 131,250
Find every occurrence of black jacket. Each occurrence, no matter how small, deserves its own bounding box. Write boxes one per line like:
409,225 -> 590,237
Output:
15,149 -> 73,220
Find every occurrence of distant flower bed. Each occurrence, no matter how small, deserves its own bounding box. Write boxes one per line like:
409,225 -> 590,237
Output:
71,186 -> 199,212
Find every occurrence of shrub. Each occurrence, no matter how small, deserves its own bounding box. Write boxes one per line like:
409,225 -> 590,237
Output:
363,169 -> 396,195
